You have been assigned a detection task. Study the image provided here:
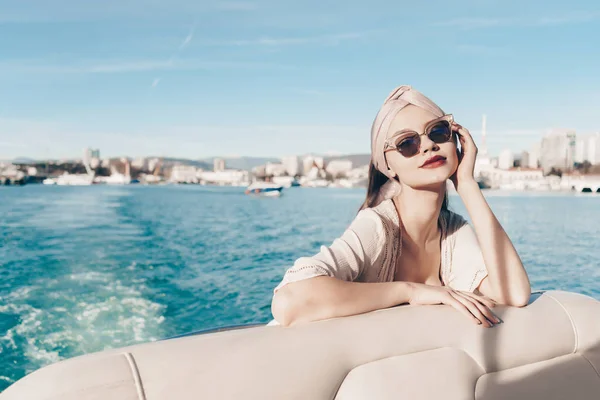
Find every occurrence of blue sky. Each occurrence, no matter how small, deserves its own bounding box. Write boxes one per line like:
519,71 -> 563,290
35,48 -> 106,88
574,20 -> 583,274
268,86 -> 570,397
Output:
0,0 -> 599,160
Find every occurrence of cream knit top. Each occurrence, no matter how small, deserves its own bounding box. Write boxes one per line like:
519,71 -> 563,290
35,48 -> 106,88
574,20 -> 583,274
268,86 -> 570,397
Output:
274,199 -> 488,295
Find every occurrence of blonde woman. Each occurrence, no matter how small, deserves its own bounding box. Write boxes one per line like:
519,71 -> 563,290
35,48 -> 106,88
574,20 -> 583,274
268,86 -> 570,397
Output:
271,85 -> 531,327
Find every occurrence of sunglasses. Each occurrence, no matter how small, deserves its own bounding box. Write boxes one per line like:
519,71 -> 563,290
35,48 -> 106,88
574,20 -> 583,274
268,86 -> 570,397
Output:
383,114 -> 455,158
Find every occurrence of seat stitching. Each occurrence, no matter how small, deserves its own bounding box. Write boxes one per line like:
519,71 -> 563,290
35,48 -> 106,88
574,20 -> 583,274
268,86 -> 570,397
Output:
580,353 -> 600,380
542,293 -> 578,354
124,352 -> 147,400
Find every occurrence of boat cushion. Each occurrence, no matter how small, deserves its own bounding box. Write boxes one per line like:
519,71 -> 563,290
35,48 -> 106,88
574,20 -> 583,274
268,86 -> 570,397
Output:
1,291 -> 599,400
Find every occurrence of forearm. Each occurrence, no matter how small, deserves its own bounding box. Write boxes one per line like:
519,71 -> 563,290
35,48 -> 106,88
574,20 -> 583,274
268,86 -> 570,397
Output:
272,276 -> 412,326
458,180 -> 531,306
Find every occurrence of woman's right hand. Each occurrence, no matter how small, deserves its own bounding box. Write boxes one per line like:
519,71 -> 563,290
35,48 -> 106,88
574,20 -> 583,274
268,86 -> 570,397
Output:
406,283 -> 500,328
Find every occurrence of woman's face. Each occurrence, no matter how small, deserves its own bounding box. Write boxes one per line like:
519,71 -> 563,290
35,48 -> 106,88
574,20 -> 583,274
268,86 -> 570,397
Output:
384,105 -> 458,189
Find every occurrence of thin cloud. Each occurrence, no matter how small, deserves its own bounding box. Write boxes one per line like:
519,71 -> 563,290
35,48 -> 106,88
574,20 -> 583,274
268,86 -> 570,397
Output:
435,17 -> 514,29
435,12 -> 599,29
0,59 -> 299,74
179,28 -> 194,50
199,31 -> 376,47
151,78 -> 161,88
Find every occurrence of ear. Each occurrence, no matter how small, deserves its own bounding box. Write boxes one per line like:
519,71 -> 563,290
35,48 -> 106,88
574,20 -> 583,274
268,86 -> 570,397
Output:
383,153 -> 398,179
387,167 -> 398,179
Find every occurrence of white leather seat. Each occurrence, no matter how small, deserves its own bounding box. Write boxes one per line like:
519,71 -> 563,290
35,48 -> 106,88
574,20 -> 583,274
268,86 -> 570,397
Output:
2,290 -> 599,399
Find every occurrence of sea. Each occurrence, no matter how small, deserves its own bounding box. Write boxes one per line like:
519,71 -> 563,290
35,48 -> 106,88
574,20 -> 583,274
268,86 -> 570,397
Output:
1,184 -> 599,390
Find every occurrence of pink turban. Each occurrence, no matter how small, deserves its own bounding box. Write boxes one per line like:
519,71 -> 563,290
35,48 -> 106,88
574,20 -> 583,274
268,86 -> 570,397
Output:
370,85 -> 446,205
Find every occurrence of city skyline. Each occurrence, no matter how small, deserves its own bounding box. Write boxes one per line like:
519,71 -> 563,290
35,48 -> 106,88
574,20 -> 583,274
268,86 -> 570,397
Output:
3,125 -> 598,165
1,0 -> 599,160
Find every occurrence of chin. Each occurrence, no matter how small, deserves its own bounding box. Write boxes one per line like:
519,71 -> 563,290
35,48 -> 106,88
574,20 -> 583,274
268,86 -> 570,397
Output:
408,167 -> 454,189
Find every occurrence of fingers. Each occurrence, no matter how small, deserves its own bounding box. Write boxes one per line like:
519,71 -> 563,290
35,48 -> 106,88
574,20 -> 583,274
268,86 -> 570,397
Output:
449,292 -> 495,328
455,292 -> 501,325
442,293 -> 483,326
458,291 -> 497,309
449,292 -> 492,327
452,123 -> 476,148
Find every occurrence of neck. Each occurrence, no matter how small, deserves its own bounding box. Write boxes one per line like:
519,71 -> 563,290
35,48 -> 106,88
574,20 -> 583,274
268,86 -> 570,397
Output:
393,184 -> 445,249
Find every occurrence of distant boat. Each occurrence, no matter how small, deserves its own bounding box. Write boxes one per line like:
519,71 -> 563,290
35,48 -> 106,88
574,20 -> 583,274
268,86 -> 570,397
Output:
55,173 -> 94,186
476,177 -> 491,189
102,173 -> 131,185
245,182 -> 283,197
271,176 -> 300,188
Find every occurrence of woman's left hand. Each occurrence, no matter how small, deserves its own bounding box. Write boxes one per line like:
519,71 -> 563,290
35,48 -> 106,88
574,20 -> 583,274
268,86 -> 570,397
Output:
450,122 -> 478,192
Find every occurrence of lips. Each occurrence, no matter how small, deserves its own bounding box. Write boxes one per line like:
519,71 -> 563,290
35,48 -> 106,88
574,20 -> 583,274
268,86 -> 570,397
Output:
421,155 -> 447,168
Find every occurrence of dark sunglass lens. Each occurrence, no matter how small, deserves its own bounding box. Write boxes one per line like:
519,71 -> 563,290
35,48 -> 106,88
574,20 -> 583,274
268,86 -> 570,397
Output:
428,122 -> 451,143
397,135 -> 420,157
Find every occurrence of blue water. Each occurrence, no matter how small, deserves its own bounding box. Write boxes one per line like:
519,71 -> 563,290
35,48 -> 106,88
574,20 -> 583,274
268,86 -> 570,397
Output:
1,185 -> 599,390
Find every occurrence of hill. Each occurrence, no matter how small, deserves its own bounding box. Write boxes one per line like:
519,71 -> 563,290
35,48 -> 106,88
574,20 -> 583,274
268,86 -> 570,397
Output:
324,153 -> 370,167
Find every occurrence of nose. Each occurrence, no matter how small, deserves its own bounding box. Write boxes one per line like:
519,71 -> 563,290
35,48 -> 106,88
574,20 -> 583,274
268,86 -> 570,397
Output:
420,133 -> 439,154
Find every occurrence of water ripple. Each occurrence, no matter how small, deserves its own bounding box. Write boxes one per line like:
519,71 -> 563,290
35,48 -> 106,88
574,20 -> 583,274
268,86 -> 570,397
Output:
0,185 -> 599,389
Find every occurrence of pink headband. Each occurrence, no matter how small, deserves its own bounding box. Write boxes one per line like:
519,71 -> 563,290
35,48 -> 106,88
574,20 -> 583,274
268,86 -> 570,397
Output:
370,85 -> 445,205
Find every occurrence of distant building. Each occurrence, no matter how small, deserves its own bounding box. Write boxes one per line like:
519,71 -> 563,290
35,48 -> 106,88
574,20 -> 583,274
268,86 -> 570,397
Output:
0,164 -> 24,180
252,165 -> 267,178
302,156 -> 324,175
474,115 -> 493,179
199,170 -> 249,186
213,158 -> 226,172
479,115 -> 490,158
487,167 -> 545,190
590,133 -> 600,165
281,156 -> 301,176
131,157 -> 147,169
575,132 -> 600,165
575,136 -> 586,164
147,158 -> 160,173
325,160 -> 353,178
498,149 -> 514,170
85,148 -> 100,159
520,151 -> 530,169
302,156 -> 313,175
171,165 -> 198,184
84,148 -> 101,170
528,143 -> 541,169
540,129 -> 576,173
265,162 -> 288,177
347,165 -> 369,179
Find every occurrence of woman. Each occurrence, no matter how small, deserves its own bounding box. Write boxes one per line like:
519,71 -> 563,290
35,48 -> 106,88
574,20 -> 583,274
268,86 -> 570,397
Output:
271,85 -> 531,328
